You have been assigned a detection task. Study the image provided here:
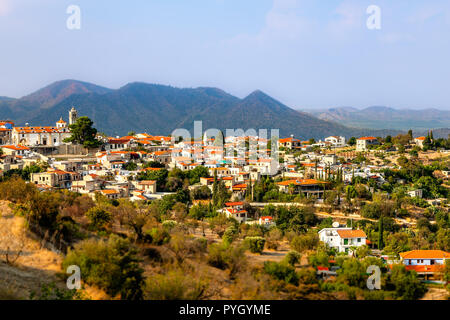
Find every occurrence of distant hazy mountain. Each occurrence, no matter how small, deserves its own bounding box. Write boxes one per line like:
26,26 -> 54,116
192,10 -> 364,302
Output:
304,106 -> 450,132
0,80 -> 415,138
20,80 -> 112,109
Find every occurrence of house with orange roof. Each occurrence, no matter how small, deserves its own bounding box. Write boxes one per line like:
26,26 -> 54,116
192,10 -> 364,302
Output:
414,136 -> 427,148
258,216 -> 275,228
278,136 -> 301,150
1,144 -> 31,156
356,136 -> 379,151
105,138 -> 132,151
148,150 -> 171,166
0,120 -> 13,145
318,227 -> 368,254
277,179 -> 327,199
71,174 -> 103,193
136,180 -> 157,194
398,250 -> 450,276
98,189 -> 121,200
223,202 -> 248,223
31,169 -> 81,189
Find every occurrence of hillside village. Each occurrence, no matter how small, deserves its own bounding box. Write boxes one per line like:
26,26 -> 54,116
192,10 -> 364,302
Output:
0,107 -> 449,300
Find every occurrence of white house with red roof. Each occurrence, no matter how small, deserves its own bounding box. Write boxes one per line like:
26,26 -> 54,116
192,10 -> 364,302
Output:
318,227 -> 368,254
258,216 -> 275,228
223,201 -> 248,223
278,137 -> 301,150
356,137 -> 379,152
414,136 -> 427,148
1,145 -> 31,156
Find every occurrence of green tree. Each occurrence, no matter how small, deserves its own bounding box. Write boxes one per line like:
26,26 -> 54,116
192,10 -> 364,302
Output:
378,218 -> 384,250
387,265 -> 426,299
348,137 -> 357,146
188,166 -> 210,184
63,116 -> 102,148
86,206 -> 112,230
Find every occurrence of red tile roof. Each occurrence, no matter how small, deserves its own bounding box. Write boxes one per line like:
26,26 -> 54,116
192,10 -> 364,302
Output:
336,229 -> 367,239
225,202 -> 244,207
358,137 -> 377,141
399,250 -> 450,260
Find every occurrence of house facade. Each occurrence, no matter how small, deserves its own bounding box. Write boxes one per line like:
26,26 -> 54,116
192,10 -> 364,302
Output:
356,137 -> 379,152
318,228 -> 367,254
324,136 -> 346,147
11,110 -> 76,147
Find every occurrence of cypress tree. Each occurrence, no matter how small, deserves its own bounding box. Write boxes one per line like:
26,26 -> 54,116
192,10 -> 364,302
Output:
378,218 -> 384,250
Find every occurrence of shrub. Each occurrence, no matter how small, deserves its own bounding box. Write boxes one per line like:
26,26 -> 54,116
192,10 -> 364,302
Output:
207,243 -> 228,269
265,228 -> 283,250
387,265 -> 426,300
290,232 -> 319,253
244,236 -> 266,254
308,250 -> 331,268
263,261 -> 299,285
86,206 -> 111,230
162,220 -> 177,230
146,227 -> 171,246
207,243 -> 246,278
62,235 -> 144,300
283,250 -> 301,266
222,226 -> 238,245
145,269 -> 207,300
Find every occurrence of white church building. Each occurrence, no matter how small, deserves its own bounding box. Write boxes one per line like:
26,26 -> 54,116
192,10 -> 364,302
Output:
11,107 -> 78,147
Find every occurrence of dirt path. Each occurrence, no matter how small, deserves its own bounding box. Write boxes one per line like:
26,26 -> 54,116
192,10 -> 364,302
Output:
421,287 -> 449,300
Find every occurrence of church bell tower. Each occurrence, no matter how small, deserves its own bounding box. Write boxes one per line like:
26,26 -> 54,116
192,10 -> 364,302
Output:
69,106 -> 78,125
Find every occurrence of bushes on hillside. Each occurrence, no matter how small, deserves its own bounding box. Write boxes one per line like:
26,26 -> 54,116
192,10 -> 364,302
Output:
283,250 -> 301,266
207,242 -> 246,279
244,236 -> 266,254
145,269 -> 208,300
263,261 -> 299,285
62,235 -> 144,300
386,265 -> 426,300
86,206 -> 112,230
290,232 -> 319,253
222,226 -> 239,245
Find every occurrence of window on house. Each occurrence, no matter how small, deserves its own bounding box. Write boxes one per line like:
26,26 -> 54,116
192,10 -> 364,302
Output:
357,238 -> 361,243
344,239 -> 348,245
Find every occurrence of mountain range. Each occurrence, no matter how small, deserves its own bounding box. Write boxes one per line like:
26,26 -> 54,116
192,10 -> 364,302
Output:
0,80 -> 446,139
304,106 -> 450,132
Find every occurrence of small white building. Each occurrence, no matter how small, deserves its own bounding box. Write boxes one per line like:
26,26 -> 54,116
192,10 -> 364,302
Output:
258,216 -> 275,228
407,189 -> 423,199
223,202 -> 248,223
324,136 -> 346,147
318,227 -> 367,254
356,137 -> 379,152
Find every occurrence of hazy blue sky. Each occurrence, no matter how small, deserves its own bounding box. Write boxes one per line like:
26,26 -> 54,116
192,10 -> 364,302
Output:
1,0 -> 450,109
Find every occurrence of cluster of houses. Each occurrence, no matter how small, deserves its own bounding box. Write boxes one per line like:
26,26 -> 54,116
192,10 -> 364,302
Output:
0,108 -> 440,224
0,107 -> 448,283
317,225 -> 450,280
